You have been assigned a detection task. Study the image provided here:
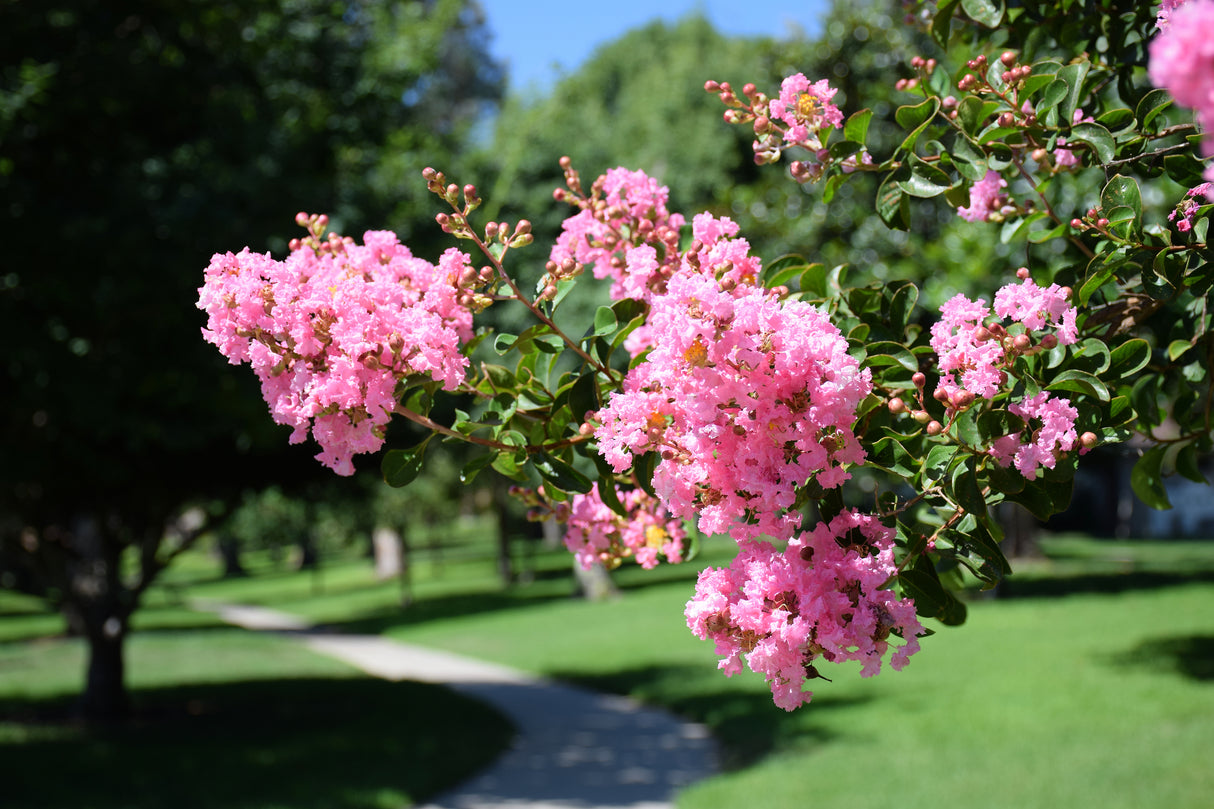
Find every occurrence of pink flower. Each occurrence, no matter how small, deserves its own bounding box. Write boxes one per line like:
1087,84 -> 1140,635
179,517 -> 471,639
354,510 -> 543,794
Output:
1169,182 -> 1213,231
198,222 -> 474,475
1149,0 -> 1214,157
563,483 -> 687,570
957,170 -> 1007,222
993,277 -> 1078,344
685,510 -> 923,710
1157,0 -> 1192,29
768,74 -> 844,146
549,167 -> 685,303
988,392 -> 1079,480
595,265 -> 871,544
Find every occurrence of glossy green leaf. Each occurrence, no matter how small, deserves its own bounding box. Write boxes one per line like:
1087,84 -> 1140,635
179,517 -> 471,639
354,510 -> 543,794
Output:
895,98 -> 941,153
1069,121 -> 1115,164
1055,61 -> 1089,125
1046,369 -> 1109,402
381,435 -> 432,488
844,108 -> 873,143
1131,445 -> 1172,510
533,452 -> 592,494
1108,338 -> 1152,379
961,0 -> 1004,28
898,156 -> 954,198
1135,88 -> 1173,131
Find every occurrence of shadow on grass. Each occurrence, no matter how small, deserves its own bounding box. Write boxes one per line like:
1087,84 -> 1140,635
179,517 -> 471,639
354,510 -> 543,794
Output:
1109,633 -> 1214,681
997,569 -> 1214,599
549,663 -> 868,771
0,676 -> 513,809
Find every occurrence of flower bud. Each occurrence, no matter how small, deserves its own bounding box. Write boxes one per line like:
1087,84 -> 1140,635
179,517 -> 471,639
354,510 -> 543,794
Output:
1080,431 -> 1098,449
926,420 -> 944,436
912,372 -> 927,388
1001,51 -> 1017,66
912,409 -> 931,423
888,397 -> 906,415
1012,334 -> 1032,352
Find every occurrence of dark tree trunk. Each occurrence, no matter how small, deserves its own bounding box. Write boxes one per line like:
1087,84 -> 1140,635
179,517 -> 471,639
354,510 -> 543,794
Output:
217,534 -> 247,578
64,515 -> 133,722
81,620 -> 129,721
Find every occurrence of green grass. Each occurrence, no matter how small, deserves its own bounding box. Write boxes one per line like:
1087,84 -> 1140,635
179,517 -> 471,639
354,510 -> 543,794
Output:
4,532 -> 1214,808
170,533 -> 1214,809
0,593 -> 513,809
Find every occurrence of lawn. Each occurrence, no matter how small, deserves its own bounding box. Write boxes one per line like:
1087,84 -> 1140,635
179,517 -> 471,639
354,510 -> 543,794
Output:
0,589 -> 513,809
2,531 -> 1212,809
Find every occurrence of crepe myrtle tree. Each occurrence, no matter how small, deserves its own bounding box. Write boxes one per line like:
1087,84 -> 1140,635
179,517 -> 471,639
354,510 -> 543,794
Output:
199,0 -> 1212,710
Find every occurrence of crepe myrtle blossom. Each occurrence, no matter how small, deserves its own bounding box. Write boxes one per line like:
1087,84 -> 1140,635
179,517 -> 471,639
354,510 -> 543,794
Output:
956,170 -> 1009,222
197,220 -> 474,475
1156,0 -> 1192,29
595,266 -> 872,544
563,483 -> 687,570
930,274 -> 1078,408
685,509 -> 924,710
1169,183 -> 1213,230
1149,0 -> 1214,158
988,391 -> 1080,480
768,73 -> 844,146
549,167 -> 686,302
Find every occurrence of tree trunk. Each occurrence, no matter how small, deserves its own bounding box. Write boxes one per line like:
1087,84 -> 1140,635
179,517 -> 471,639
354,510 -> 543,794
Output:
64,515 -> 133,722
81,620 -> 129,721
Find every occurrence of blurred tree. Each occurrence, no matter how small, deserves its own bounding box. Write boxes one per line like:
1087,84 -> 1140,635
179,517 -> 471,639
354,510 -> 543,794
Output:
0,0 -> 503,720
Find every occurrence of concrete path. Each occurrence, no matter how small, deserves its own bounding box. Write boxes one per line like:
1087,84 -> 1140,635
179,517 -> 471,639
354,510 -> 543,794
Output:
191,599 -> 718,809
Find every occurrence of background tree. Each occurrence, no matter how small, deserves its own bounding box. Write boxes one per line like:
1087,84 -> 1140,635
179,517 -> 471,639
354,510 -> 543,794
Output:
0,0 -> 503,721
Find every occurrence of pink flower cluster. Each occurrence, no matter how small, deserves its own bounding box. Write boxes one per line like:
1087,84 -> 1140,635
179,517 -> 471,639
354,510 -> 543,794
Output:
594,259 -> 872,544
769,73 -> 844,146
1169,183 -> 1213,231
931,275 -> 1078,408
563,483 -> 687,570
989,392 -> 1079,480
685,510 -> 923,710
1149,0 -> 1214,188
956,169 -> 1008,222
549,167 -> 686,302
197,223 -> 474,475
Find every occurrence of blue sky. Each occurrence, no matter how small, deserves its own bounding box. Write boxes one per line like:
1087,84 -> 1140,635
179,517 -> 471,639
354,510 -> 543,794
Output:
478,0 -> 830,92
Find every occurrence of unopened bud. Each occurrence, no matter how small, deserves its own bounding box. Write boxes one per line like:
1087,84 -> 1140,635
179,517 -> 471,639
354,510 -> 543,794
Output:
889,397 -> 907,415
926,420 -> 944,436
912,372 -> 927,388
1080,431 -> 1098,449
912,409 -> 931,424
1012,334 -> 1032,352
1001,51 -> 1017,66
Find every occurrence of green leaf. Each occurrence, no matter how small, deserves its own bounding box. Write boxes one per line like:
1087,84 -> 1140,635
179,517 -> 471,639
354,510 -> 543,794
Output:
1176,443 -> 1207,485
1135,88 -> 1173,131
1101,174 -> 1143,226
871,436 -> 916,477
590,305 -> 617,338
888,282 -> 919,334
533,452 -> 593,494
900,557 -> 967,625
844,108 -> 873,143
381,435 -> 432,488
961,0 -> 1004,27
1131,446 -> 1172,510
1054,61 -> 1089,126
1007,477 -> 1073,520
931,0 -> 960,47
1046,370 -> 1109,402
876,174 -> 910,231
459,453 -> 493,485
634,452 -> 659,498
864,341 -> 918,371
765,254 -> 811,288
923,444 -> 956,481
1036,78 -> 1069,116
589,452 -> 628,517
898,156 -> 955,198
894,98 -> 941,153
1069,121 -> 1115,164
1108,338 -> 1152,379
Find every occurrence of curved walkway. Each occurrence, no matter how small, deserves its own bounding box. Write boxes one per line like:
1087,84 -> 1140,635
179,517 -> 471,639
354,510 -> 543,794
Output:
191,599 -> 718,809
